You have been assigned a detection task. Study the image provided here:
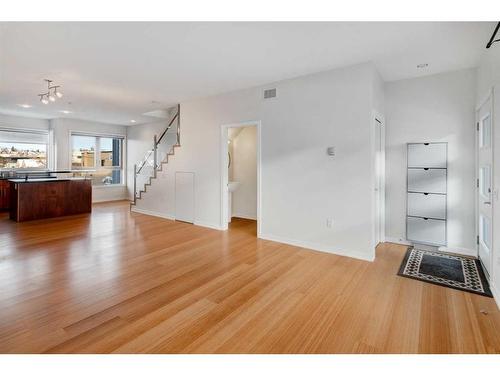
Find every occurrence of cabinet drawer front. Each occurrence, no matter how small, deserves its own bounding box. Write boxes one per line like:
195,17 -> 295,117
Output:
407,193 -> 446,220
407,143 -> 447,168
407,217 -> 446,246
408,168 -> 446,194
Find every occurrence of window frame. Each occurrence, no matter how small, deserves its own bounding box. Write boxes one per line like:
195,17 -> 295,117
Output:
479,113 -> 491,149
0,127 -> 51,171
70,131 -> 126,188
99,136 -> 123,169
479,165 -> 491,200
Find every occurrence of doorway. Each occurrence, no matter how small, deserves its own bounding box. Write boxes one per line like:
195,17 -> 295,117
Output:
373,115 -> 385,247
476,94 -> 493,277
221,121 -> 261,236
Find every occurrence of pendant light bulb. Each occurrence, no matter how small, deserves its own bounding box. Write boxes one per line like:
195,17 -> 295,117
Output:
38,79 -> 64,104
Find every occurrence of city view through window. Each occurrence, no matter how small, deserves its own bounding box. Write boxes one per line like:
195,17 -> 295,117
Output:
0,142 -> 47,169
72,135 -> 122,185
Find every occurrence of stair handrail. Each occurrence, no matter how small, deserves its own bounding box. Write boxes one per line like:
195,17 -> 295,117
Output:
136,105 -> 180,174
157,109 -> 179,146
133,104 -> 180,205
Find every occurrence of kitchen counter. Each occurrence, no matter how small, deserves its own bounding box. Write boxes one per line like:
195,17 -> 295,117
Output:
0,170 -> 95,180
9,178 -> 92,222
8,177 -> 87,183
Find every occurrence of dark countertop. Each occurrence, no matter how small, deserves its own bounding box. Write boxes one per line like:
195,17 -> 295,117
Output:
1,176 -> 56,181
0,170 -> 96,180
8,178 -> 89,184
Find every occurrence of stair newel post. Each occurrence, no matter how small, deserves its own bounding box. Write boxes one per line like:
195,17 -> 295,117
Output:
153,135 -> 158,177
133,163 -> 137,206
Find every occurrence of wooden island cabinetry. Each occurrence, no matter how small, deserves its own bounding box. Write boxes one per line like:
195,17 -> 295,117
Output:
0,180 -> 10,210
9,178 -> 92,222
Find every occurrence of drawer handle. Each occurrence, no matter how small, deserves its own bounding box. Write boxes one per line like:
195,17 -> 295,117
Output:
424,168 -> 429,170
423,218 -> 429,220
423,193 -> 429,195
424,143 -> 429,145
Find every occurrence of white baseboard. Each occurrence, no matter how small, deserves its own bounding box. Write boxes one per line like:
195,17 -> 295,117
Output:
385,237 -> 412,246
194,220 -> 224,230
131,207 -> 175,221
259,232 -> 374,262
92,196 -> 128,203
231,212 -> 257,220
131,207 -> 223,230
384,237 -> 477,257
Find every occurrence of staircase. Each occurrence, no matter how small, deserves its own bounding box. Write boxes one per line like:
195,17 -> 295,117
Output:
130,104 -> 180,208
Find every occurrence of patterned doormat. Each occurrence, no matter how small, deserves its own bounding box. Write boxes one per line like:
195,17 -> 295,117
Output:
398,247 -> 492,297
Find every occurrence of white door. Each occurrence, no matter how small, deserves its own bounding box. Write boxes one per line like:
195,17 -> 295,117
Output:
374,118 -> 385,245
476,96 -> 493,276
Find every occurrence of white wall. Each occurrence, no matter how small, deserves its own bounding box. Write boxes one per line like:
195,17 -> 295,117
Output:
477,46 -> 500,307
132,62 -> 379,261
371,66 -> 385,117
385,69 -> 477,254
227,127 -> 243,181
231,126 -> 257,220
50,118 -> 128,202
477,46 -> 500,102
0,113 -> 50,131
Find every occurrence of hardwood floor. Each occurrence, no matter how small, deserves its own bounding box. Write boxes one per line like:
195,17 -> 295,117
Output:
0,200 -> 499,353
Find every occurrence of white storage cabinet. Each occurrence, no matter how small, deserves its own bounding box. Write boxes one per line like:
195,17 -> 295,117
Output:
406,143 -> 447,246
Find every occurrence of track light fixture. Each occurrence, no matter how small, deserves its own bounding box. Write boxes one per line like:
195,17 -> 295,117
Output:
54,87 -> 63,98
39,95 -> 49,105
38,79 -> 63,105
486,22 -> 500,49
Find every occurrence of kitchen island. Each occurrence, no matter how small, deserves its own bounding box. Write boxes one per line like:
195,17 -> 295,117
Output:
9,178 -> 92,222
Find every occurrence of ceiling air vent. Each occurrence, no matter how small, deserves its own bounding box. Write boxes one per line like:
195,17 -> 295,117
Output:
263,88 -> 276,99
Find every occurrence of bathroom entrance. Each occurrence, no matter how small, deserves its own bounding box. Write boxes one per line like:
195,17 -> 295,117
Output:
221,121 -> 261,236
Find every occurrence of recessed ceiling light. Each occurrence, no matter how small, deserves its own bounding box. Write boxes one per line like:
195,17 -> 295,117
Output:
18,104 -> 32,108
417,63 -> 429,69
130,120 -> 136,123
59,110 -> 72,114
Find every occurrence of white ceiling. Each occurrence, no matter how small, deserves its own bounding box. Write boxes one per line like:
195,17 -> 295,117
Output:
0,22 -> 494,125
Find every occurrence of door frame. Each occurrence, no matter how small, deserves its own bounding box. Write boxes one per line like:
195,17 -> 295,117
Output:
220,121 -> 262,236
475,89 -> 494,277
372,112 -> 386,248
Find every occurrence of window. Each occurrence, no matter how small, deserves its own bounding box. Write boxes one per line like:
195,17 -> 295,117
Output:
0,129 -> 49,169
99,137 -> 121,167
72,135 -> 96,168
480,214 -> 492,250
71,133 -> 124,186
479,165 -> 491,199
479,114 -> 491,148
